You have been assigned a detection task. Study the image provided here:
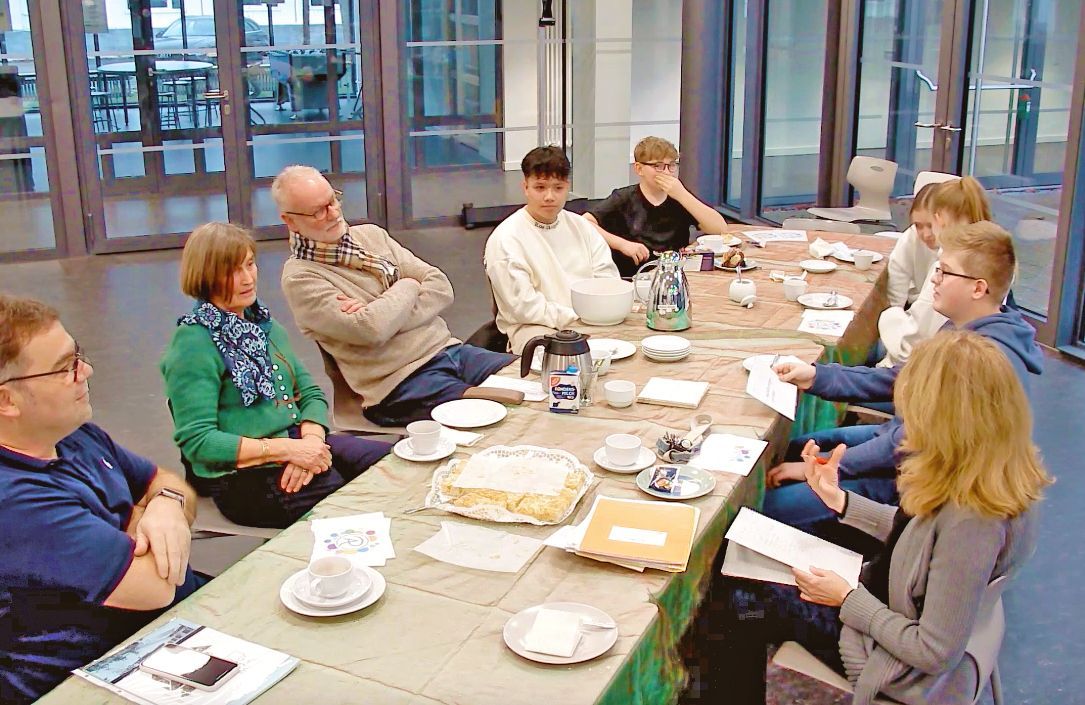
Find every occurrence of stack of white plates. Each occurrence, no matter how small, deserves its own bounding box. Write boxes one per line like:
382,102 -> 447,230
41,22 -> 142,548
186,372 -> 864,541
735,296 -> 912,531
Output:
641,335 -> 692,362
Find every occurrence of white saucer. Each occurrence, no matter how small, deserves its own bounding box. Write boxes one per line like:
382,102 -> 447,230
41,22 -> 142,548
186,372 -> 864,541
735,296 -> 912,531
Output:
642,335 -> 691,354
588,338 -> 637,361
697,234 -> 743,249
290,568 -> 373,609
393,437 -> 456,462
280,566 -> 386,617
593,446 -> 656,474
799,259 -> 838,273
797,292 -> 854,310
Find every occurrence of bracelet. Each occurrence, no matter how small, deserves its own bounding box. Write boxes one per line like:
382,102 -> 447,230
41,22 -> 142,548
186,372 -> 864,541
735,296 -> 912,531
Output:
302,433 -> 325,441
259,438 -> 271,461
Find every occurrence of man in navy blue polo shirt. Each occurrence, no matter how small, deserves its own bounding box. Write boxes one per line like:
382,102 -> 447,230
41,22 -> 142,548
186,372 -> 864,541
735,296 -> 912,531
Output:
0,295 -> 205,704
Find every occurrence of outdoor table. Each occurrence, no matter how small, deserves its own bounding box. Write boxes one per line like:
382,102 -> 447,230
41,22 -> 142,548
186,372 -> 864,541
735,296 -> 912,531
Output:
93,60 -> 215,128
39,230 -> 895,705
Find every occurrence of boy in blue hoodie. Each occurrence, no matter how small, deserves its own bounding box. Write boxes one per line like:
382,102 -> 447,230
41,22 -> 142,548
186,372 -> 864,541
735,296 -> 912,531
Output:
762,221 -> 1043,546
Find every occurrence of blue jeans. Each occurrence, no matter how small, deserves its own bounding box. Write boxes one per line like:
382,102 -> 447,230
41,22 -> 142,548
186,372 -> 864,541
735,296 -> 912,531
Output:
763,424 -> 898,555
364,344 -> 516,426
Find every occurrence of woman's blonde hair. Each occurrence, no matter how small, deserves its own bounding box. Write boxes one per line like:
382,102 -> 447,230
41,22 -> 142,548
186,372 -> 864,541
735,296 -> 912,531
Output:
930,175 -> 992,224
895,330 -> 1050,518
910,181 -> 939,218
180,222 -> 257,303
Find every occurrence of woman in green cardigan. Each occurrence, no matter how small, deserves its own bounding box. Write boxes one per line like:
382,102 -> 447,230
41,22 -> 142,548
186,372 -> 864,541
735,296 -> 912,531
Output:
161,222 -> 391,528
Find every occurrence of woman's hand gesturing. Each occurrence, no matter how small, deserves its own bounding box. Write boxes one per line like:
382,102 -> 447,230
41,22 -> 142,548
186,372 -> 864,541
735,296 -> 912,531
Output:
799,439 -> 847,514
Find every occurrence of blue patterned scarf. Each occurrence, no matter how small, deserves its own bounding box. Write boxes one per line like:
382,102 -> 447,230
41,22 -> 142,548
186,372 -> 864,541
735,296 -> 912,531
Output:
178,301 -> 276,407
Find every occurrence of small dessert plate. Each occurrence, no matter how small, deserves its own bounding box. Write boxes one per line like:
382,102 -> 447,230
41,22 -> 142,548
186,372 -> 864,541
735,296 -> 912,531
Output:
799,259 -> 837,273
503,602 -> 618,665
635,465 -> 716,500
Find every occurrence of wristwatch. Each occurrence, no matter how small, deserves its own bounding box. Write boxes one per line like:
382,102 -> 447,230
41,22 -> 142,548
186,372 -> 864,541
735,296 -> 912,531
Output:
152,487 -> 187,512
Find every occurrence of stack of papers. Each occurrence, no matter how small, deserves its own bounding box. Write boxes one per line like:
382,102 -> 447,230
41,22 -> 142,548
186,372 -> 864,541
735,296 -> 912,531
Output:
746,364 -> 798,420
745,229 -> 809,244
75,619 -> 297,705
798,309 -> 856,338
722,507 -> 862,588
636,377 -> 710,409
414,521 -> 543,573
548,496 -> 699,572
310,512 -> 395,568
689,434 -> 769,477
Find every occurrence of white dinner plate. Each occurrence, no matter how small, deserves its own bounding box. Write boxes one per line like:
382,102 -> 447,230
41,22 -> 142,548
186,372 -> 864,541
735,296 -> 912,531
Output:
696,234 -> 743,249
430,399 -> 508,428
503,602 -> 618,665
832,250 -> 884,264
635,465 -> 716,500
392,437 -> 457,463
588,338 -> 637,361
593,446 -> 656,474
290,568 -> 373,609
714,258 -> 760,272
280,567 -> 386,617
799,259 -> 838,273
741,354 -> 806,373
644,351 -> 691,363
797,292 -> 854,310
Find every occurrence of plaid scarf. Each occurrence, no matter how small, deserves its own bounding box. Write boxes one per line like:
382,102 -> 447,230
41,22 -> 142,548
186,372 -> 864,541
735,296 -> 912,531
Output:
290,231 -> 400,289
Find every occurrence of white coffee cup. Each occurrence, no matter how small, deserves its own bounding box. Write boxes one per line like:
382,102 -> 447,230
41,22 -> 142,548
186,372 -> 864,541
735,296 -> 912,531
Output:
783,277 -> 809,301
852,250 -> 875,270
307,555 -> 354,599
603,379 -> 636,408
406,420 -> 443,455
698,235 -> 727,254
604,433 -> 642,466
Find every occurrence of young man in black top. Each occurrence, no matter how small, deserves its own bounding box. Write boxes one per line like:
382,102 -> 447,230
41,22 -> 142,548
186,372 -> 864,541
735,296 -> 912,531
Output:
585,136 -> 728,277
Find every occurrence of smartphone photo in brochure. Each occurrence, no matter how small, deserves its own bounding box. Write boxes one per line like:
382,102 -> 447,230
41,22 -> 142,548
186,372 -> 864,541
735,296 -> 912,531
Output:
139,643 -> 239,691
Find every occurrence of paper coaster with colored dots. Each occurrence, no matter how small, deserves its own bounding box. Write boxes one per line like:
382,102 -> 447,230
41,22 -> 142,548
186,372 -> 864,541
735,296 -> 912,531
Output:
324,528 -> 382,555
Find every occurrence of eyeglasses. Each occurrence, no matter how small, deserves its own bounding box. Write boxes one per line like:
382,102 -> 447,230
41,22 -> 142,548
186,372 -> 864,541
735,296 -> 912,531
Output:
933,264 -> 982,283
640,161 -> 680,173
283,189 -> 344,221
0,343 -> 90,386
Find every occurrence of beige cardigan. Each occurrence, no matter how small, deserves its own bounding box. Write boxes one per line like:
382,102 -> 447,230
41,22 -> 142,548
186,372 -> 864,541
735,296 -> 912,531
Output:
280,224 -> 459,414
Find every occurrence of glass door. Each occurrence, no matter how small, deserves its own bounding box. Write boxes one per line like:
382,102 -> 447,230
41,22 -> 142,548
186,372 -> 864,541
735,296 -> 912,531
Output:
71,0 -> 242,249
242,0 -> 381,230
960,0 -> 1080,315
856,0 -> 954,197
69,0 -> 381,251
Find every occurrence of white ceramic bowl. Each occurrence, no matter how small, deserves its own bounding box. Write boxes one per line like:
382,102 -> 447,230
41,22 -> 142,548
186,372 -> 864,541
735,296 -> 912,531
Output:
570,278 -> 635,326
603,379 -> 637,407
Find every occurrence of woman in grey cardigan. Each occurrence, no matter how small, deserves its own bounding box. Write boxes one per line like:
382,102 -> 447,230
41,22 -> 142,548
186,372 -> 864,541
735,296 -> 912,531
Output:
714,330 -> 1051,705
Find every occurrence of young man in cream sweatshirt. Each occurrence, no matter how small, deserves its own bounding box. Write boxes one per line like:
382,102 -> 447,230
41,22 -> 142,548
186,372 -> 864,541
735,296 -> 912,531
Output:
484,146 -> 620,354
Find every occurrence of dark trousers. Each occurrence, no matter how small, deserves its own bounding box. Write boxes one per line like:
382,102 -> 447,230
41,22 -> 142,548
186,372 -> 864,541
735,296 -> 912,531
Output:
691,572 -> 845,704
364,343 -> 515,426
208,432 -> 391,529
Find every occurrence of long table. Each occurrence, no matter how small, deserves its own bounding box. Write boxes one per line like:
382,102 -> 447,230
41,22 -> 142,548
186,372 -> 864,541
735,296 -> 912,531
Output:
40,230 -> 894,705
